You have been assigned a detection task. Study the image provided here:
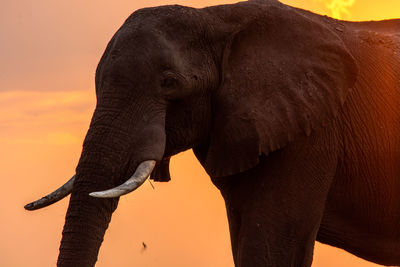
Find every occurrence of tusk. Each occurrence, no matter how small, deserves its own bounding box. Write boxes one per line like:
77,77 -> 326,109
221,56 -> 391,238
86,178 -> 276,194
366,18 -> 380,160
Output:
89,160 -> 156,198
24,175 -> 75,211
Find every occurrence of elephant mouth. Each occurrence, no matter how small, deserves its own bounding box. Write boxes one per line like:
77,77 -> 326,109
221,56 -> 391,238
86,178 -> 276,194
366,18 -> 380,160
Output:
89,160 -> 156,198
24,159 -> 156,210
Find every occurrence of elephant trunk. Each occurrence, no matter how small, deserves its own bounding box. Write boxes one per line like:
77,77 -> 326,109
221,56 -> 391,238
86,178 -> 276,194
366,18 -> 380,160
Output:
57,171 -> 119,267
57,104 -> 166,266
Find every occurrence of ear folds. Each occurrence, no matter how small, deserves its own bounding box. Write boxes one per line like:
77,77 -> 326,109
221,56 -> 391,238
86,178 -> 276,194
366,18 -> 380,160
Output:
198,5 -> 357,177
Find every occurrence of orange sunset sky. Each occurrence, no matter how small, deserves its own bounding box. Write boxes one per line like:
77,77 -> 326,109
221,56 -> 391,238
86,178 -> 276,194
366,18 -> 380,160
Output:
1,0 -> 400,266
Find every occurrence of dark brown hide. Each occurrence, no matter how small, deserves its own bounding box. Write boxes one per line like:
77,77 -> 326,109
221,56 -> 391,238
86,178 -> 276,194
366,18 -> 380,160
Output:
197,2 -> 357,177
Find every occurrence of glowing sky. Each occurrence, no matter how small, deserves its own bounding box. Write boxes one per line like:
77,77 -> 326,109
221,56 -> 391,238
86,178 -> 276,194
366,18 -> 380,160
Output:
313,0 -> 356,18
1,1 -> 399,266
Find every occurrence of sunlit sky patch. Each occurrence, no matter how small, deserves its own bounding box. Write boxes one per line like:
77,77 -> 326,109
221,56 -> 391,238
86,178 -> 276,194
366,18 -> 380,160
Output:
314,0 -> 356,19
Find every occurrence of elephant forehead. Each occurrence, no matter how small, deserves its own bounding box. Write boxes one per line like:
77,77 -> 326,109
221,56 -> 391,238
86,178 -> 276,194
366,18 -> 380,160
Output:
125,5 -> 200,30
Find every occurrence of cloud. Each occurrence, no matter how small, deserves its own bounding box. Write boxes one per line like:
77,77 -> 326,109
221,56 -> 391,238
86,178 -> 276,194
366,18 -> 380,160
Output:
0,90 -> 95,145
314,0 -> 356,19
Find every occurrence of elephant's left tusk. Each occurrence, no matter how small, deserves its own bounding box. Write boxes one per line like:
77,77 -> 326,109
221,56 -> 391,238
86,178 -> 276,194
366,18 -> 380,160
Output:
89,160 -> 156,198
24,175 -> 75,211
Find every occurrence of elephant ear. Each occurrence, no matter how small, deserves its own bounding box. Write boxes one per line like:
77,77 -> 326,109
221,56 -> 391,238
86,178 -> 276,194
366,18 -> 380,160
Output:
199,6 -> 357,177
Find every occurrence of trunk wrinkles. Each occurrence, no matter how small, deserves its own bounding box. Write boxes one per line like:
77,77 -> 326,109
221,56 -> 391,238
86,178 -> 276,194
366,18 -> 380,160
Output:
57,104 -> 166,266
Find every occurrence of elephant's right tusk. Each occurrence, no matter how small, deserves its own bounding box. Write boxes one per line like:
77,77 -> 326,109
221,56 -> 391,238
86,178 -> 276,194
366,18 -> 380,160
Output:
89,160 -> 156,198
24,175 -> 75,211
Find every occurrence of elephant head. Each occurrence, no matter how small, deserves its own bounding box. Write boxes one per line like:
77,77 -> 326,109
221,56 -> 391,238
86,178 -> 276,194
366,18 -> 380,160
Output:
25,1 -> 357,266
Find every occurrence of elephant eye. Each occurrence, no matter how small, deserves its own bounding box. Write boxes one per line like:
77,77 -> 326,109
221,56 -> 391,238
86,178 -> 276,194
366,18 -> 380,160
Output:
161,77 -> 178,89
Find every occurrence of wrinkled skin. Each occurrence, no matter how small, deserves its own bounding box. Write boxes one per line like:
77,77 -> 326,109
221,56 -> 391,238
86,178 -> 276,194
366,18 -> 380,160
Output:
34,0 -> 400,266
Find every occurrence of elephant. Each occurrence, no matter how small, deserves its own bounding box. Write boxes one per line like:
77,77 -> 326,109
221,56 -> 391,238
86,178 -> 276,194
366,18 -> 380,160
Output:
25,0 -> 400,266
